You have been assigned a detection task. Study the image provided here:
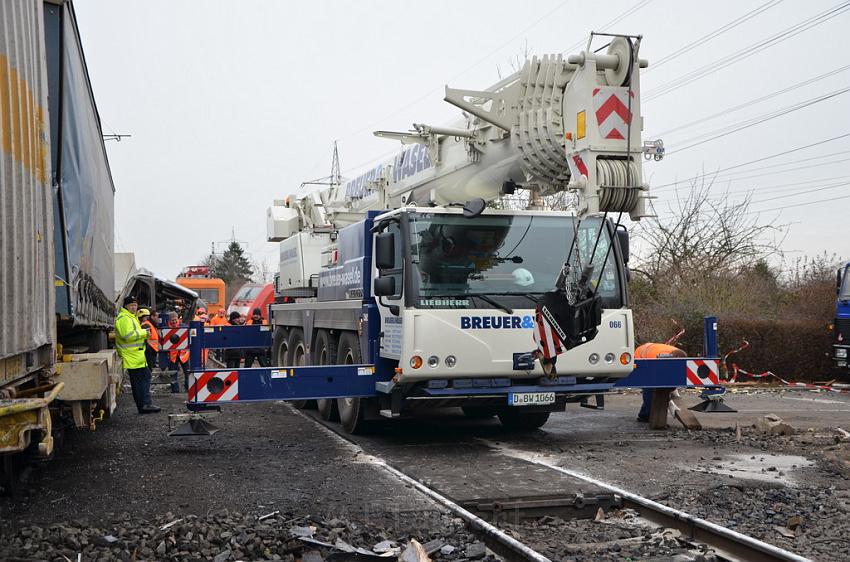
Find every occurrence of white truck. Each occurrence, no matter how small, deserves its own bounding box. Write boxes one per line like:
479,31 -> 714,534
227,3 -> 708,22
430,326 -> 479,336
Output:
266,35 -> 661,433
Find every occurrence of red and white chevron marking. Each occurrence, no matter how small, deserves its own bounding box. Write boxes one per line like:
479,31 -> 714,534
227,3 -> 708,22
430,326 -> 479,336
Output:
593,87 -> 633,140
533,309 -> 563,360
160,327 -> 189,350
188,371 -> 240,402
686,359 -> 721,387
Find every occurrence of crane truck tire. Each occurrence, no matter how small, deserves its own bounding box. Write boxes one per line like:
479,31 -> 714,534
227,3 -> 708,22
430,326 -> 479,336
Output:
336,332 -> 370,434
283,328 -> 314,410
497,410 -> 550,430
314,330 -> 340,421
272,327 -> 308,408
272,326 -> 289,366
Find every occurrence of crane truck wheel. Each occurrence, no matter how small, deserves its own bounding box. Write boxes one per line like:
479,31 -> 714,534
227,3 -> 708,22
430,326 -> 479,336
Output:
497,410 -> 550,430
285,328 -> 315,410
273,326 -> 306,409
336,331 -> 369,434
314,330 -> 340,422
272,327 -> 289,366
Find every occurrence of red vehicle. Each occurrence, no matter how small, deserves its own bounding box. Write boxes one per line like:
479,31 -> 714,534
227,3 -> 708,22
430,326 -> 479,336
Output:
228,283 -> 274,322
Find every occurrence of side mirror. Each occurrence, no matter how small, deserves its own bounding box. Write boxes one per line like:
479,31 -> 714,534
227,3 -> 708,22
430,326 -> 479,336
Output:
375,232 -> 396,270
462,198 -> 486,218
838,269 -> 843,294
616,226 -> 630,264
374,276 -> 395,297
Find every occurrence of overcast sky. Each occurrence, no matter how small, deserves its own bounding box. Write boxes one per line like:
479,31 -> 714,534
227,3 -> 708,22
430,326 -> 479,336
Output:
73,0 -> 849,280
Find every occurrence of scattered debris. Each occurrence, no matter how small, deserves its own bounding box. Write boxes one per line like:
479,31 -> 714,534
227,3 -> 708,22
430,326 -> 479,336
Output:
594,507 -> 605,522
774,525 -> 796,539
259,510 -> 281,521
292,525 -> 318,538
400,539 -> 431,562
835,428 -> 850,442
754,414 -> 795,436
787,515 -> 803,531
372,540 -> 397,554
158,517 -> 183,531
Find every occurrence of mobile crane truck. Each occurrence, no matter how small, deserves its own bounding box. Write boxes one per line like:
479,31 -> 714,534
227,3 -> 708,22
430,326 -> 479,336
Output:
181,34 -> 722,436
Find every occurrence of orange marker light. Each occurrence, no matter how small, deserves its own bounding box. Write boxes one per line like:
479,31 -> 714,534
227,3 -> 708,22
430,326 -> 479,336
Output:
410,356 -> 423,369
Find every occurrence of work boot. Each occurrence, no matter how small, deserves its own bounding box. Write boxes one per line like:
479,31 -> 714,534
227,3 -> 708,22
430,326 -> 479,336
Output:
141,405 -> 162,414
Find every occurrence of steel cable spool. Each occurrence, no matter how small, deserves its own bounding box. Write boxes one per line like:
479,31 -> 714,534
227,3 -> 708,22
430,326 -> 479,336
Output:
596,159 -> 640,212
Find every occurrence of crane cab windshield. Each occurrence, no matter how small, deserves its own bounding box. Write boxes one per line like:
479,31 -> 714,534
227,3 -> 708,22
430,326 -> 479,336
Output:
405,213 -> 626,310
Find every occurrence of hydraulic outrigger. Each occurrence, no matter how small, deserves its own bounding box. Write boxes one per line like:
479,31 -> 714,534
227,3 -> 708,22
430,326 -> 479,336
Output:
169,316 -> 733,436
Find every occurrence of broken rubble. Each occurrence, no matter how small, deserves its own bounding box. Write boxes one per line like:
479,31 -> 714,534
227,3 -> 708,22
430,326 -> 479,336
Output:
754,414 -> 795,436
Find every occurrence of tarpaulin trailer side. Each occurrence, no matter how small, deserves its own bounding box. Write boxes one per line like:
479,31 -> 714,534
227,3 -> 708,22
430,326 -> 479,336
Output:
0,0 -> 56,383
44,0 -> 115,336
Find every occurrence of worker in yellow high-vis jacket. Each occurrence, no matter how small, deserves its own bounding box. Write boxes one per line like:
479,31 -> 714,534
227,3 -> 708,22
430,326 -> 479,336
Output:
115,296 -> 161,414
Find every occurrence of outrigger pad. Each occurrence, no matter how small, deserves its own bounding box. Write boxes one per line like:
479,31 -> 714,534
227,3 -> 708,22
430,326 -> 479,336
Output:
689,399 -> 738,413
168,419 -> 221,437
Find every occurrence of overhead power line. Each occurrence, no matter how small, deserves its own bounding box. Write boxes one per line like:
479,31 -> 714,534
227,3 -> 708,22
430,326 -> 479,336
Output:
742,193 -> 850,214
647,0 -> 784,72
648,150 -> 850,187
653,178 -> 850,218
665,86 -> 850,155
650,132 -> 850,191
709,156 -> 850,184
748,179 -> 850,204
561,0 -> 654,54
644,1 -> 850,102
335,0 -> 654,150
336,0 -> 575,143
650,63 -> 850,138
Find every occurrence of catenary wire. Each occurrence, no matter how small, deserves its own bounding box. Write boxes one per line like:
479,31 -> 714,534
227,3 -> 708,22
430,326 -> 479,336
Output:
644,2 -> 850,101
649,63 -> 850,138
646,0 -> 784,72
649,132 -> 850,191
664,87 -> 850,155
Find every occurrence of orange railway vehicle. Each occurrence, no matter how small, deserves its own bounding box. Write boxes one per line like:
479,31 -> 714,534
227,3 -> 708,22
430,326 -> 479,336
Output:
176,266 -> 226,315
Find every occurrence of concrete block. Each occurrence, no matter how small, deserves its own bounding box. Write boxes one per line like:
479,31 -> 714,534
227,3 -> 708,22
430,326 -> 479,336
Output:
57,358 -> 109,401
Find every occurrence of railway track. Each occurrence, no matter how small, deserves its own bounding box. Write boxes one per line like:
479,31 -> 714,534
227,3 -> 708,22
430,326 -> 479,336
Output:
299,407 -> 811,562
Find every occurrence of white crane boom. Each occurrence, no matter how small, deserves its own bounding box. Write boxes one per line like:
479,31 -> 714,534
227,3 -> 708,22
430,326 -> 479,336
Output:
269,35 -> 661,242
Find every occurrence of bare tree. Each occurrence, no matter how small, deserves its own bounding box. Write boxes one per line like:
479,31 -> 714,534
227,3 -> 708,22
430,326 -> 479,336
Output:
633,176 -> 786,283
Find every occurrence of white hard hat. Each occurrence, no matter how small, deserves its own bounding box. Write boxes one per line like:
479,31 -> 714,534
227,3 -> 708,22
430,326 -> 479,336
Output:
512,268 -> 534,287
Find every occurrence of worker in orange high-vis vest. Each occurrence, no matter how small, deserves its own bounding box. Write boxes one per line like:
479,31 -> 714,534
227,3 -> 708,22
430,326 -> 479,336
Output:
138,309 -> 161,369
209,308 -> 228,326
166,311 -> 190,393
635,342 -> 686,422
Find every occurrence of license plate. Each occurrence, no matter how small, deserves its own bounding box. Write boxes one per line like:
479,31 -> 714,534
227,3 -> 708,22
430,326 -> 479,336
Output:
508,392 -> 555,406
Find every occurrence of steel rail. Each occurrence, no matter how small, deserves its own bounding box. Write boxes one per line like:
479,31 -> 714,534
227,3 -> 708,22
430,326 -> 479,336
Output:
292,407 -> 552,562
505,451 -> 811,562
297,408 -> 810,562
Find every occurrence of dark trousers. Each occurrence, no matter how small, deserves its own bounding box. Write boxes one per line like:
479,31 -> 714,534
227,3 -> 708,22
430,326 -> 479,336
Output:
224,350 -> 242,369
244,350 -> 269,368
145,347 -> 158,369
128,367 -> 152,412
168,359 -> 189,393
638,388 -> 653,419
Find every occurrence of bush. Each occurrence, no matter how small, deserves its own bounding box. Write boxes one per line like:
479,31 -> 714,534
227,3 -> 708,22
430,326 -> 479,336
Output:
631,264 -> 841,382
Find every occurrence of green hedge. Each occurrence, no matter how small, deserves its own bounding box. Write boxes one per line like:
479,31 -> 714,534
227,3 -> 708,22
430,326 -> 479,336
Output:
634,313 -> 836,382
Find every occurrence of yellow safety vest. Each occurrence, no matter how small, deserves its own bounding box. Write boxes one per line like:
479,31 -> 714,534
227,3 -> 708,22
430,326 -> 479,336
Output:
115,308 -> 149,369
